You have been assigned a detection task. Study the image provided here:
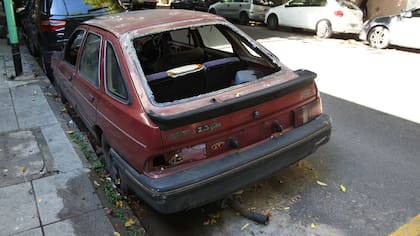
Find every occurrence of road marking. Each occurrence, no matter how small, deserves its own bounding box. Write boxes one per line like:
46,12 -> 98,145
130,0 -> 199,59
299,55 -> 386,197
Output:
390,214 -> 420,236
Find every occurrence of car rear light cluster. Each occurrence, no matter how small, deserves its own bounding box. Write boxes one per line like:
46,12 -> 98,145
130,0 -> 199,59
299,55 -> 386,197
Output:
335,10 -> 344,17
293,98 -> 322,127
164,144 -> 207,166
40,19 -> 66,32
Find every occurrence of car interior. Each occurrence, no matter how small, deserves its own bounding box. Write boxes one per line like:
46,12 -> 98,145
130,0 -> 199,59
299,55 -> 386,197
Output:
134,24 -> 280,103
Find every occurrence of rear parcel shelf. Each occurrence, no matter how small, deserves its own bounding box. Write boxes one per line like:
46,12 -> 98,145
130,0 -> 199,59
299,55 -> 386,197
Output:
147,70 -> 317,130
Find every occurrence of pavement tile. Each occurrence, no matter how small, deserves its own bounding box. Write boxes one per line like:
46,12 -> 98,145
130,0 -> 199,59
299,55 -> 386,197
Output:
0,88 -> 18,132
32,169 -> 102,225
11,84 -> 57,129
43,209 -> 115,236
0,130 -> 45,187
0,182 -> 40,235
41,124 -> 84,173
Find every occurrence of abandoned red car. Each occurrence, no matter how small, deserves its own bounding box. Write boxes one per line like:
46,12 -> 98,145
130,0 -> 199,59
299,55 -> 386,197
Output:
51,9 -> 332,213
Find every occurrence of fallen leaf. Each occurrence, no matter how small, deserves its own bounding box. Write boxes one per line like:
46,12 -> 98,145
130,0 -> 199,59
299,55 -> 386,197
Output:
340,184 -> 347,193
113,232 -> 121,236
66,130 -> 74,134
233,189 -> 244,195
124,218 -> 135,227
310,223 -> 316,229
93,180 -> 100,187
316,180 -> 328,186
241,223 -> 249,231
116,200 -> 123,208
22,166 -> 28,173
203,219 -> 210,226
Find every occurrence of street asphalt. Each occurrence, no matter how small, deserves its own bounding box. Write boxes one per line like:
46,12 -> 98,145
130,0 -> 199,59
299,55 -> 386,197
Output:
0,39 -> 116,236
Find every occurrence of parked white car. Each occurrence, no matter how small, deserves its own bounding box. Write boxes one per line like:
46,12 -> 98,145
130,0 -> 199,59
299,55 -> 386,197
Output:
265,0 -> 363,38
209,0 -> 272,25
359,7 -> 420,49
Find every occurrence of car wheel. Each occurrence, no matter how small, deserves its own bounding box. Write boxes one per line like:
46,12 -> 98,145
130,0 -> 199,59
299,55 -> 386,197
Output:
316,20 -> 332,38
209,8 -> 216,14
101,134 -> 131,193
267,14 -> 278,30
239,12 -> 249,25
368,26 -> 389,49
40,54 -> 53,81
25,36 -> 39,57
54,81 -> 67,104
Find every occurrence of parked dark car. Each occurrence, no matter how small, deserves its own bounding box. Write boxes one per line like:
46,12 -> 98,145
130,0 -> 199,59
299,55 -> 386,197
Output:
20,0 -> 124,78
51,9 -> 332,214
170,0 -> 218,11
359,7 -> 420,49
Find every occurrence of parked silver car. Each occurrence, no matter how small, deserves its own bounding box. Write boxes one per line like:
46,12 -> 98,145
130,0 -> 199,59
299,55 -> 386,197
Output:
265,0 -> 363,38
209,0 -> 272,25
359,7 -> 420,49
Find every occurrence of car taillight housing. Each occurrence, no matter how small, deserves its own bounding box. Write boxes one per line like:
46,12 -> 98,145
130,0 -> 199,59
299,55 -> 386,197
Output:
40,19 -> 66,32
293,98 -> 322,127
335,10 -> 344,17
164,144 -> 207,165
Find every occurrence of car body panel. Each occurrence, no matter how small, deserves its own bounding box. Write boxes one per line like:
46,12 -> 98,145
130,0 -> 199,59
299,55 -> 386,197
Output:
265,0 -> 363,34
51,10 -> 331,213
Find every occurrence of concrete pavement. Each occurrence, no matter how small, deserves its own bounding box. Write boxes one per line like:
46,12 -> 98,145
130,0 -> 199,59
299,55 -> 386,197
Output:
0,39 -> 116,235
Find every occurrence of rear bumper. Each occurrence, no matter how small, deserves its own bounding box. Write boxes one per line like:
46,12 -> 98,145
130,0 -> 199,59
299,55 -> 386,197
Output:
112,113 -> 332,213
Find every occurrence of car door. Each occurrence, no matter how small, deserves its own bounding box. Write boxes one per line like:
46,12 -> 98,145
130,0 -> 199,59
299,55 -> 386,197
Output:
55,29 -> 86,107
391,8 -> 420,49
279,0 -> 305,27
72,30 -> 103,131
216,0 -> 233,18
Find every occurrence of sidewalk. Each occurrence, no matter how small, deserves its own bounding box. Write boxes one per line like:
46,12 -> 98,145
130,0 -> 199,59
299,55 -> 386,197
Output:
0,40 -> 116,235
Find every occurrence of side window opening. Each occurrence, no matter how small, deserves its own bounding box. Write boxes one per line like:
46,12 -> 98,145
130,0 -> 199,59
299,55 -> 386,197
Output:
79,33 -> 101,87
105,41 -> 129,101
64,30 -> 85,66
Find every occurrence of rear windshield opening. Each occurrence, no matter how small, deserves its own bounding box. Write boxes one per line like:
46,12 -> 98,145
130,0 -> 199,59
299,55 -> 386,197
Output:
134,24 -> 280,103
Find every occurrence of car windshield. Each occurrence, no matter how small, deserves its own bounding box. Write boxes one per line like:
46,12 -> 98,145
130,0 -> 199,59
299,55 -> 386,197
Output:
337,0 -> 359,10
49,0 -> 123,16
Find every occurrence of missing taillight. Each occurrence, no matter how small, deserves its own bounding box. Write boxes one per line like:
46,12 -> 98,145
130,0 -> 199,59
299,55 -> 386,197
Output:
293,99 -> 322,127
158,144 -> 207,167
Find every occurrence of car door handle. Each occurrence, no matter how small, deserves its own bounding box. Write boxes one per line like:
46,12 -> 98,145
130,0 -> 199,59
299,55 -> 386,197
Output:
88,94 -> 95,103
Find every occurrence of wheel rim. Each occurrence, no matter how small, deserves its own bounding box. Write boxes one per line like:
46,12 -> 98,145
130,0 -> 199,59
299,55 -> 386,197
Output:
369,27 -> 389,48
317,21 -> 331,38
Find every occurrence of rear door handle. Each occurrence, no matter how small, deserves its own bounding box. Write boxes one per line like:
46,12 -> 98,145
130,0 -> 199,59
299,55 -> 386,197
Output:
88,94 -> 95,103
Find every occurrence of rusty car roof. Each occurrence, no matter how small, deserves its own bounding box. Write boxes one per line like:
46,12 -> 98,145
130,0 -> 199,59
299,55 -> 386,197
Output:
83,9 -> 226,37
